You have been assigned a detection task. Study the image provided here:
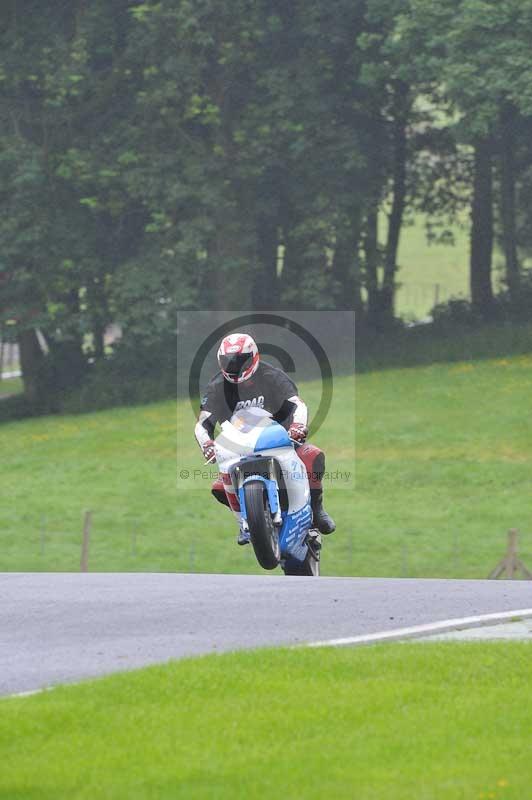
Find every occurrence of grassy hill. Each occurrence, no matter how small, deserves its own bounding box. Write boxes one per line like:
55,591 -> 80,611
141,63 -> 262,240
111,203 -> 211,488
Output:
2,642 -> 531,799
2,344 -> 531,578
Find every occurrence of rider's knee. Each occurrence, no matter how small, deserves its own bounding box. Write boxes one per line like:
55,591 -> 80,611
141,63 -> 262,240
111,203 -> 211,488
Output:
212,478 -> 230,507
298,443 -> 325,470
297,443 -> 325,488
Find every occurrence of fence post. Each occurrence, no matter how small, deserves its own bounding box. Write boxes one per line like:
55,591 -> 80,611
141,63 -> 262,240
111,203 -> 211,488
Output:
401,545 -> 409,578
40,515 -> 46,557
488,529 -> 532,580
452,531 -> 461,575
80,511 -> 92,573
131,523 -> 138,557
506,529 -> 518,578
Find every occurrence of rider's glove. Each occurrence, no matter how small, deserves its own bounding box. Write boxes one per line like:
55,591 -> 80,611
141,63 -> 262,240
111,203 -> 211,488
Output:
288,423 -> 308,443
202,440 -> 216,464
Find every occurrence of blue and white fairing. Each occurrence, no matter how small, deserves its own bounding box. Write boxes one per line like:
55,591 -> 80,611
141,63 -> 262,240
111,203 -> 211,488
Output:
214,407 -> 312,562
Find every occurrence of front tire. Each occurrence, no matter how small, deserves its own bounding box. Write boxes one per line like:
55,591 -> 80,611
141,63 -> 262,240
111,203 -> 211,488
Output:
244,480 -> 280,571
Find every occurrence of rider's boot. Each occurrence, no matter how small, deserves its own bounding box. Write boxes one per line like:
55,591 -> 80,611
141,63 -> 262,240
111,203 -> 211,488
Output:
310,489 -> 336,534
235,513 -> 250,546
237,525 -> 250,546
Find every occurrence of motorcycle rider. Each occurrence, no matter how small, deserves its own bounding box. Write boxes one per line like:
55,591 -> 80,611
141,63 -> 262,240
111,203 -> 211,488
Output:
194,332 -> 336,544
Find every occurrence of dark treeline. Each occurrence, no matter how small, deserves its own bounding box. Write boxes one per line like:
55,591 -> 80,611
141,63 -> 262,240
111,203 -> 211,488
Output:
1,0 -> 532,408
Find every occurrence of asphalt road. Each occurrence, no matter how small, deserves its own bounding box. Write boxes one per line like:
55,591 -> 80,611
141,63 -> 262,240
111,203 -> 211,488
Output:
1,572 -> 531,696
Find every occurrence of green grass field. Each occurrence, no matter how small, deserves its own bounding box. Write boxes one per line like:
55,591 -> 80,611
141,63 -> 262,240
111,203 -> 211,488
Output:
394,218 -> 471,319
0,375 -> 22,397
1,642 -> 531,799
1,344 -> 531,577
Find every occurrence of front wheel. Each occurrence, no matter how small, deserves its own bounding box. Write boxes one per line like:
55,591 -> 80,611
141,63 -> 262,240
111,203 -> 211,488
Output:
244,480 -> 280,571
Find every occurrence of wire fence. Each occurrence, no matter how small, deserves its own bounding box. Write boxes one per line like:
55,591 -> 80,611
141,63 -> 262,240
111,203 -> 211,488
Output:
395,281 -> 467,320
1,512 -> 530,580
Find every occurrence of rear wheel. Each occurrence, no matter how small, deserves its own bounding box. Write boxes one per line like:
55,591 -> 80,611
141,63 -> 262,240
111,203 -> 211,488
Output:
244,480 -> 280,571
282,530 -> 321,576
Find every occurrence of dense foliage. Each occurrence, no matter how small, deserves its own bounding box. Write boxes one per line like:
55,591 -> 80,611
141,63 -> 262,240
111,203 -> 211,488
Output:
1,0 -> 532,408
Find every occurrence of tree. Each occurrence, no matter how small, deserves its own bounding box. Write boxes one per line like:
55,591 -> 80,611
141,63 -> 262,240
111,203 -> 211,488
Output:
400,0 -> 532,316
0,0 -> 143,399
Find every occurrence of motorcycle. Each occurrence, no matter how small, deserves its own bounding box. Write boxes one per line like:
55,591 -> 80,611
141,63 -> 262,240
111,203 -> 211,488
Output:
214,407 -> 321,576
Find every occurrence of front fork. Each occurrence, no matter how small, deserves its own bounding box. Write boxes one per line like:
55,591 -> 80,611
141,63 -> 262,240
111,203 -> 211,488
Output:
230,457 -> 282,532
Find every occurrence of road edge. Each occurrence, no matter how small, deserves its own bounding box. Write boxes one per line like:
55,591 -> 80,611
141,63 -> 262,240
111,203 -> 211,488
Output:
307,607 -> 532,648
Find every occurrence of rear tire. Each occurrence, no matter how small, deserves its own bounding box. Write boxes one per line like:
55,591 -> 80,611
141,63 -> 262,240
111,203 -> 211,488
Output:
283,530 -> 321,576
244,480 -> 280,571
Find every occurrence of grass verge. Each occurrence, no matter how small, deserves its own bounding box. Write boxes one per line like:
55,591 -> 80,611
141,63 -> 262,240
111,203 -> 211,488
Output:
1,642 -> 531,799
2,341 -> 532,576
2,344 -> 532,576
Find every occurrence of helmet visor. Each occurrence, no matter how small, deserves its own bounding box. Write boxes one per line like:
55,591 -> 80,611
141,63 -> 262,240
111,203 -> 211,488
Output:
219,352 -> 253,378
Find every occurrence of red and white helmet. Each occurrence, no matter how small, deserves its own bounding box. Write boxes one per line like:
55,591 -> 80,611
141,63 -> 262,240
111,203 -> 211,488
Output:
217,333 -> 259,384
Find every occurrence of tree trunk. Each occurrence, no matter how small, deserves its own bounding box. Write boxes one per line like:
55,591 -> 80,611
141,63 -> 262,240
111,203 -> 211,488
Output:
470,139 -> 495,316
18,328 -> 45,402
382,82 -> 409,321
89,275 -> 108,359
279,199 -> 312,310
364,206 -> 380,324
499,107 -> 520,301
252,215 -> 280,310
199,58 -> 254,312
202,208 -> 254,311
332,212 -> 363,315
281,230 -> 303,310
